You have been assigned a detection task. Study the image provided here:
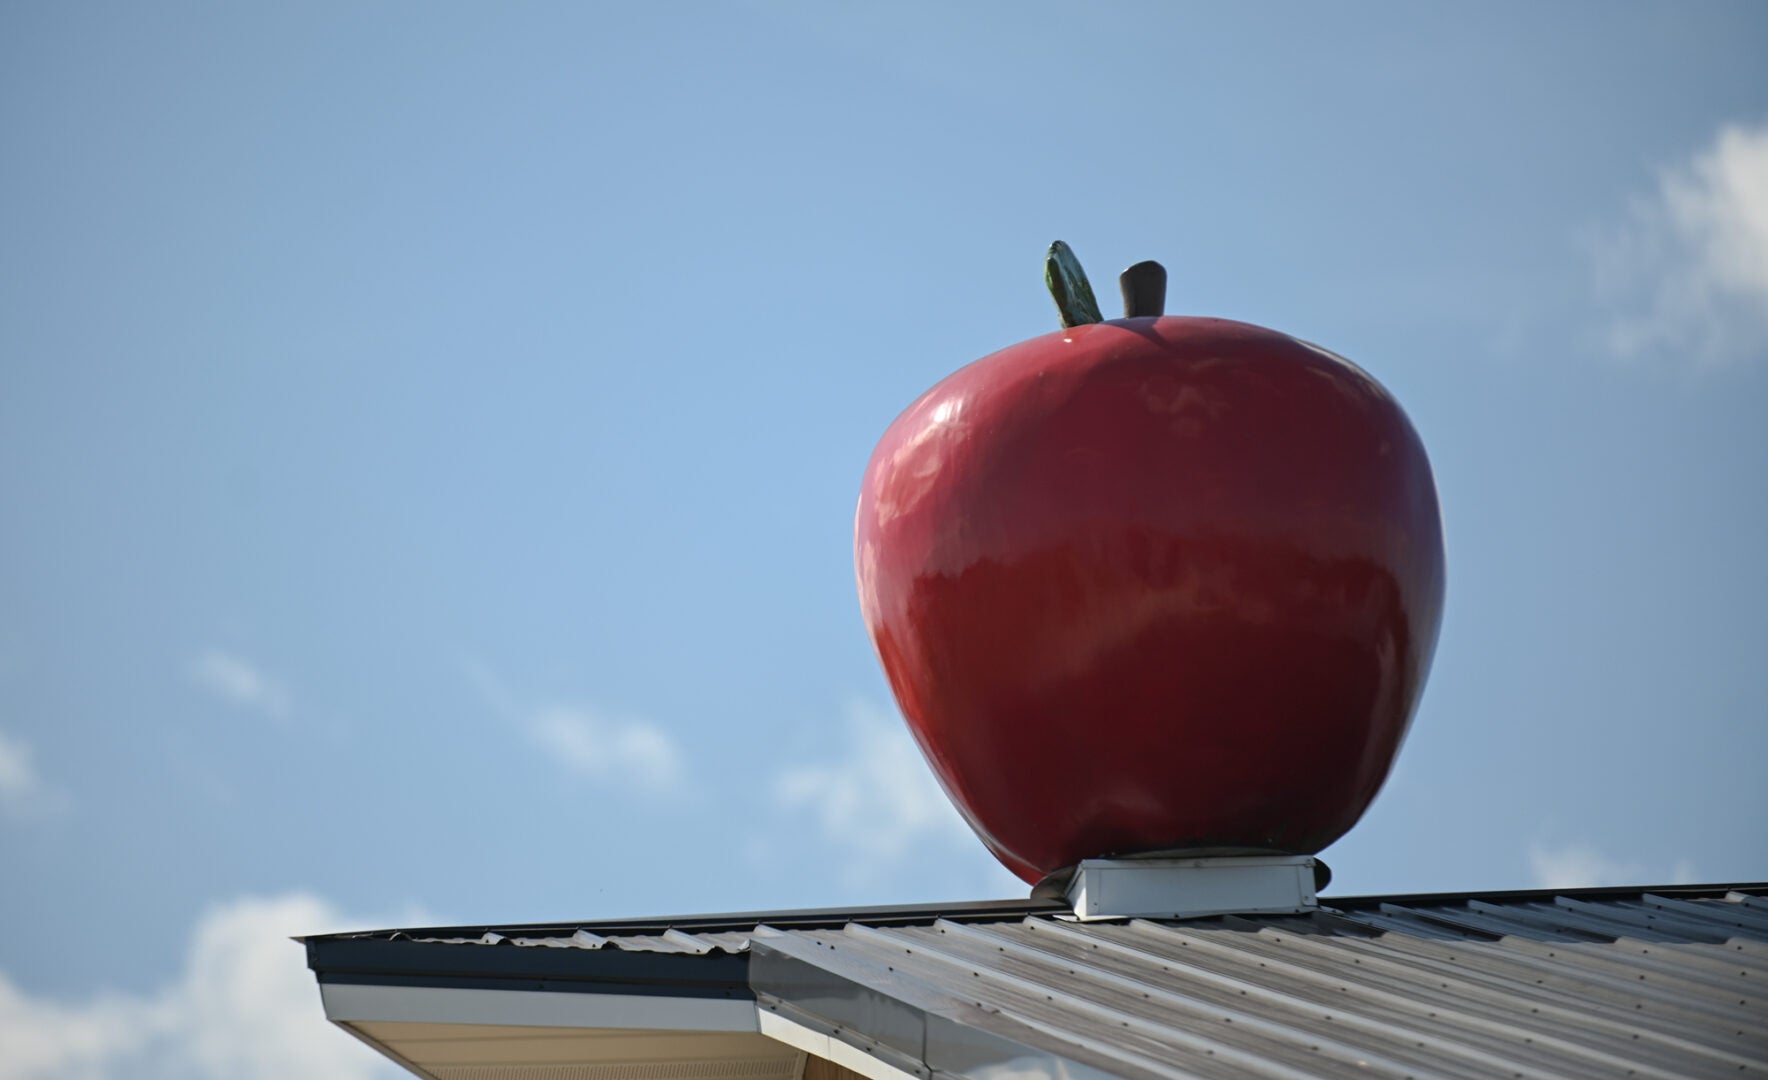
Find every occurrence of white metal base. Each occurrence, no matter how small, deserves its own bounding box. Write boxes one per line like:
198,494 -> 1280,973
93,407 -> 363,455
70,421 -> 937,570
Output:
1063,855 -> 1319,921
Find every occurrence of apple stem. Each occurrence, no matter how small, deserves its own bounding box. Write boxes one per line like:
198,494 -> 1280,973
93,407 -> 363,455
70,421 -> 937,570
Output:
1045,241 -> 1104,329
1120,260 -> 1167,318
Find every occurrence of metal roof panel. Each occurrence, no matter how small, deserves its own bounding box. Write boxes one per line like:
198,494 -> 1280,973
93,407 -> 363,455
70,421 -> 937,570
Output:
306,883 -> 1768,1078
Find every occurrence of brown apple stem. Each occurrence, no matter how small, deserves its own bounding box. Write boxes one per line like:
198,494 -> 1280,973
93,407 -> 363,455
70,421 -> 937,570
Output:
1120,260 -> 1167,318
1045,241 -> 1104,329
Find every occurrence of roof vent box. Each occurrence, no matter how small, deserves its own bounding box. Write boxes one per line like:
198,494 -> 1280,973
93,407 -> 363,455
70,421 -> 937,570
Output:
1064,855 -> 1321,921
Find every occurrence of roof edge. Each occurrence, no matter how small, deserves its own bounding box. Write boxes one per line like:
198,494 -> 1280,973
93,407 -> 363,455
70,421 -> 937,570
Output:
299,881 -> 1767,944
306,936 -> 752,999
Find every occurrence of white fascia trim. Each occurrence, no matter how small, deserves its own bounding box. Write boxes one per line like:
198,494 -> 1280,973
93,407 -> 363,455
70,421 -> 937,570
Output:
757,1008 -> 926,1080
323,983 -> 926,1080
320,982 -> 758,1033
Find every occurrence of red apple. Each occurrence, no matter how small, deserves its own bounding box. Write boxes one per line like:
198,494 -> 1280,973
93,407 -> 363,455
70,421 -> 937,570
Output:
855,244 -> 1445,886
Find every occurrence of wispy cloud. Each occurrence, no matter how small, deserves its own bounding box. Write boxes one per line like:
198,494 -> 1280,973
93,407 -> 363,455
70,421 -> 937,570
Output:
1594,117 -> 1768,367
0,729 -> 67,820
774,701 -> 1002,888
187,650 -> 290,721
463,660 -> 687,796
0,893 -> 413,1080
529,706 -> 685,793
0,730 -> 42,806
1527,841 -> 1697,890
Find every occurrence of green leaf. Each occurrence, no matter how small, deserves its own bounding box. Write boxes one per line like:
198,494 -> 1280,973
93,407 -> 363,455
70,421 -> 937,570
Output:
1045,240 -> 1104,328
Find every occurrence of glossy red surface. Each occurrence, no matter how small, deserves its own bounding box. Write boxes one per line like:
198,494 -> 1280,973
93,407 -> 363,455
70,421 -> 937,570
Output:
855,317 -> 1445,885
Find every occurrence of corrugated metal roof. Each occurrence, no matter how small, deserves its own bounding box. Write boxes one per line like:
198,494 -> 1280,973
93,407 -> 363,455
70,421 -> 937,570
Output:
405,927 -> 757,954
309,884 -> 1768,1078
372,897 -> 1070,956
749,891 -> 1766,1079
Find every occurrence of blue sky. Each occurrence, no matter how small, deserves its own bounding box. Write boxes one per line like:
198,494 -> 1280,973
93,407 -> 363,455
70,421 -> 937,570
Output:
2,3 -> 1765,1076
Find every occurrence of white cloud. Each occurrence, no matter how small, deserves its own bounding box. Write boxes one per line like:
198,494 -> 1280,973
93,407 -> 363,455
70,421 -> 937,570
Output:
463,660 -> 688,795
187,651 -> 290,721
529,705 -> 685,793
1527,841 -> 1698,890
1595,117 -> 1768,366
0,894 -> 408,1080
0,729 -> 67,820
0,730 -> 42,805
775,701 -> 996,887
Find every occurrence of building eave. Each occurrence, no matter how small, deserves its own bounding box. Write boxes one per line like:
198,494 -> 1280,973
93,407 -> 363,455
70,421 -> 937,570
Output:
305,882 -> 1768,1079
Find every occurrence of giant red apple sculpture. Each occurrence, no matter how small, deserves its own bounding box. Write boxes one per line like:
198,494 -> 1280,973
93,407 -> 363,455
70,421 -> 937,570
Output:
855,243 -> 1445,887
